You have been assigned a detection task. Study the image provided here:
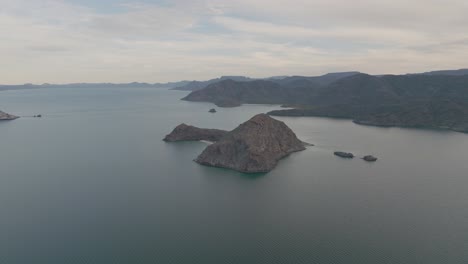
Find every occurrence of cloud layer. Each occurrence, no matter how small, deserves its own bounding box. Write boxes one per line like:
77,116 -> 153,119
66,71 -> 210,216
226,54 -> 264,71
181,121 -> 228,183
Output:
1,0 -> 467,84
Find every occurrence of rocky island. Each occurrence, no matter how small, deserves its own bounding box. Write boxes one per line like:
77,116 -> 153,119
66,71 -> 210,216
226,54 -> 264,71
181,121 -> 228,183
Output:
0,111 -> 19,120
164,114 -> 308,173
195,114 -> 306,173
334,152 -> 354,158
362,155 -> 378,162
164,123 -> 228,142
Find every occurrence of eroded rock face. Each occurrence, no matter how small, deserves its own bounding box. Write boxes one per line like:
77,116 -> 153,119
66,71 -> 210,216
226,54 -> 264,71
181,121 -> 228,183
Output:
0,111 -> 19,120
163,123 -> 227,142
194,114 -> 306,173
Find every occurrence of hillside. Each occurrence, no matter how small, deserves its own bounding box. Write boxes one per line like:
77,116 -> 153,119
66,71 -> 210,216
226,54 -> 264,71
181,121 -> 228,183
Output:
183,73 -> 468,133
174,72 -> 360,91
414,69 -> 468,76
171,76 -> 255,91
182,80 -> 291,107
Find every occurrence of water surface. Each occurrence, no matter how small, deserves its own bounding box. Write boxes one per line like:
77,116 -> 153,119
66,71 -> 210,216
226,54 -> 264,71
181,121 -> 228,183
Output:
1,87 -> 467,263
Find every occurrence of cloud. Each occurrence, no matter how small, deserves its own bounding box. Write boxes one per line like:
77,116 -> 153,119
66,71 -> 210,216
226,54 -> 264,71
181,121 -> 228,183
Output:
0,0 -> 467,84
213,16 -> 433,47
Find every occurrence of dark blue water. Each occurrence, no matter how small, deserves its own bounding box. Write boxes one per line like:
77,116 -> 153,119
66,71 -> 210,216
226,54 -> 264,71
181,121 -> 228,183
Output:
1,87 -> 467,263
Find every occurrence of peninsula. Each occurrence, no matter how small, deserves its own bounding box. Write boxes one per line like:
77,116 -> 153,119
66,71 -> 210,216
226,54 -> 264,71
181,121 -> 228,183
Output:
182,71 -> 468,133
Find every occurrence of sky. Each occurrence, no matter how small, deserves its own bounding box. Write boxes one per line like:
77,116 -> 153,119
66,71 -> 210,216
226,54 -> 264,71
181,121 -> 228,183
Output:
1,0 -> 468,84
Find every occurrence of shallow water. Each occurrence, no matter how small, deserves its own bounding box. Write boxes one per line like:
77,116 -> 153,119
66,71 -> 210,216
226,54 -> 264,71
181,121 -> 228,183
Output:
1,87 -> 467,263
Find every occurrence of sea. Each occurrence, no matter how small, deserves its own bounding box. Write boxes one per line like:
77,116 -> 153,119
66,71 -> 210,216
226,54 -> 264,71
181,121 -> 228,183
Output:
0,87 -> 467,263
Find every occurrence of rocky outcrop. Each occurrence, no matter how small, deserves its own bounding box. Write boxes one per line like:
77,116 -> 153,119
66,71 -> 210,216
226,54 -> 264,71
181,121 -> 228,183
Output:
334,151 -> 354,158
208,108 -> 217,113
194,114 -> 306,173
0,111 -> 19,120
163,124 -> 228,142
362,155 -> 378,162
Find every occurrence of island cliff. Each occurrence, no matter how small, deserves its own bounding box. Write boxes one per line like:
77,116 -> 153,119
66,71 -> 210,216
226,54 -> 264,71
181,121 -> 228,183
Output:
0,111 -> 19,120
163,123 -> 227,142
194,114 -> 306,173
164,114 -> 307,173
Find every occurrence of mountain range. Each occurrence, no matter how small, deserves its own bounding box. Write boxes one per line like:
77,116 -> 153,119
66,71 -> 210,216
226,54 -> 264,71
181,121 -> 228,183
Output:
182,70 -> 468,133
2,69 -> 468,132
0,72 -> 361,92
0,81 -> 190,91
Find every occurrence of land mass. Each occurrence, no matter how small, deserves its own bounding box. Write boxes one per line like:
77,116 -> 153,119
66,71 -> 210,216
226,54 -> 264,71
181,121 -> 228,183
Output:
171,76 -> 255,91
165,114 -> 307,173
182,71 -> 468,133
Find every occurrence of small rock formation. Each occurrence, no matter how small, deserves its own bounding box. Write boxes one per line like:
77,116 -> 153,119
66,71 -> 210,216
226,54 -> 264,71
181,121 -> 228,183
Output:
194,114 -> 306,173
163,123 -> 228,142
334,151 -> 354,158
362,155 -> 378,162
209,108 -> 217,113
0,111 -> 19,120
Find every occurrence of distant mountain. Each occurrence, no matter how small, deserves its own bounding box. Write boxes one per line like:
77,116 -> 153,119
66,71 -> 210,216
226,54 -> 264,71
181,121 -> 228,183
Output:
264,76 -> 289,80
0,81 -> 189,91
2,69 -> 466,92
182,80 -> 289,107
153,81 -> 191,89
183,73 -> 468,133
182,72 -> 362,107
173,72 -> 360,91
0,84 -> 40,91
271,73 -> 468,133
171,76 -> 255,91
277,71 -> 360,85
414,69 -> 468,76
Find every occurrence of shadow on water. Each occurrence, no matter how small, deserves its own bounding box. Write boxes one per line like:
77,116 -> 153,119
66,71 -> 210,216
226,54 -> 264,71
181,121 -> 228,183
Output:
198,165 -> 269,180
276,114 -> 465,135
354,121 -> 463,135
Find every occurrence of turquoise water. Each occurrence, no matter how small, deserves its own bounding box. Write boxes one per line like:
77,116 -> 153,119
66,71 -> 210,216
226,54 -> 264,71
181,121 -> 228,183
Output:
1,87 -> 467,263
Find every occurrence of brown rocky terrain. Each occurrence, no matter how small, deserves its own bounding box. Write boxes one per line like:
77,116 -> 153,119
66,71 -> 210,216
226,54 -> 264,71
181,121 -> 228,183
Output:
163,123 -> 228,142
164,114 -> 307,173
194,114 -> 306,173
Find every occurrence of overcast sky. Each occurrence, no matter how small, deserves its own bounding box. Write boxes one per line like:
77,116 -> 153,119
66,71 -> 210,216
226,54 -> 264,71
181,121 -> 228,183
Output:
1,0 -> 468,84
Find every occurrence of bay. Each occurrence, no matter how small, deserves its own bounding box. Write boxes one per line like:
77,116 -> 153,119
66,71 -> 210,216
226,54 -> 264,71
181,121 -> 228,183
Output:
0,87 -> 467,263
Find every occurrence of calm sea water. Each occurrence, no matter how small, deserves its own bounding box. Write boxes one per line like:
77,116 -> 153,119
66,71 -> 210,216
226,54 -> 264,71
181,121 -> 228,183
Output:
0,87 -> 467,264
